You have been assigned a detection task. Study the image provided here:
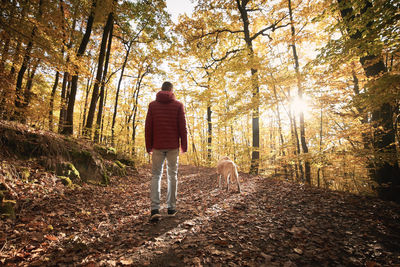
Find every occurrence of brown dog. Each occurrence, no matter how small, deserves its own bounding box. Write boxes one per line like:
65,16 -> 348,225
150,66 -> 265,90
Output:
216,156 -> 241,193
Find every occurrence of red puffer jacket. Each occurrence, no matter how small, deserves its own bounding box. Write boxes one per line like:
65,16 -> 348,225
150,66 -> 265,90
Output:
145,91 -> 188,153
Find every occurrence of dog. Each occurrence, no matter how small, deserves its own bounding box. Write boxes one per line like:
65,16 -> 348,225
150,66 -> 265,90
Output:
216,156 -> 241,193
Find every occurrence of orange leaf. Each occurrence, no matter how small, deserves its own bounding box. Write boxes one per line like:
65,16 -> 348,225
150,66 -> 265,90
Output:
44,234 -> 58,241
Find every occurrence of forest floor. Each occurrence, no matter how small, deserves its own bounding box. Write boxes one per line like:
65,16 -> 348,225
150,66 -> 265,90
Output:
1,164 -> 400,267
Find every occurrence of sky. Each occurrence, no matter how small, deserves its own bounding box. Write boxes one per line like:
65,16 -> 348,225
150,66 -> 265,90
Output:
165,0 -> 195,22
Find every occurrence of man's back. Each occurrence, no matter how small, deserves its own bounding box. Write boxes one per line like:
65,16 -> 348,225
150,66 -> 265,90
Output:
145,90 -> 187,153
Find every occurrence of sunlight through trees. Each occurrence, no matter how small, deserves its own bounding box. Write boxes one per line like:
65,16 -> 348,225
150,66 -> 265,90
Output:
0,0 -> 399,201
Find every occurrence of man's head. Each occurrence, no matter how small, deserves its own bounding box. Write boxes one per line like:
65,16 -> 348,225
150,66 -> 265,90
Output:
161,81 -> 173,91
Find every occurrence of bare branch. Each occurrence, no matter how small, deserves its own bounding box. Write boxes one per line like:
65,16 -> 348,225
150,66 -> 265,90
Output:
193,28 -> 244,41
180,66 -> 208,88
250,16 -> 289,41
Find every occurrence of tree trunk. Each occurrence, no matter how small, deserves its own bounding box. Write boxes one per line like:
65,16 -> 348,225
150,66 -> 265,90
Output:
49,71 -> 60,131
58,72 -> 69,133
8,0 -> 29,79
317,103 -> 323,188
58,0 -> 76,133
207,104 -> 212,166
236,0 -> 260,174
62,0 -> 96,135
15,0 -> 43,115
111,42 -> 131,146
81,66 -> 95,135
0,0 -> 14,74
287,88 -> 303,181
84,10 -> 114,137
95,18 -> 114,143
131,67 -> 148,155
23,58 -> 40,108
272,83 -> 289,179
288,0 -> 311,185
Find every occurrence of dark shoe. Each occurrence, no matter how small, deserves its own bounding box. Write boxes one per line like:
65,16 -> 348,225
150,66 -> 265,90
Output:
167,209 -> 177,216
150,209 -> 161,221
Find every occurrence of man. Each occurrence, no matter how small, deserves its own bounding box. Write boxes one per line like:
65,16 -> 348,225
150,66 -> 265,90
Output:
145,81 -> 187,221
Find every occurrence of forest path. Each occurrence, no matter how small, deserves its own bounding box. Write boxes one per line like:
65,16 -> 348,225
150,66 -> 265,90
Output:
1,165 -> 400,266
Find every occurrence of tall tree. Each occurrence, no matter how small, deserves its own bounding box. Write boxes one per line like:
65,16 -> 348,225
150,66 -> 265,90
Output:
14,0 -> 43,117
94,17 -> 114,143
58,2 -> 78,133
187,0 -> 287,173
337,0 -> 400,201
84,3 -> 115,137
288,0 -> 311,184
111,39 -> 132,146
62,0 -> 96,135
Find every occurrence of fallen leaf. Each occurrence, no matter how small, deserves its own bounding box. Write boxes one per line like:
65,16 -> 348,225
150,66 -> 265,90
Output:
120,259 -> 133,265
366,261 -> 378,267
294,248 -> 303,254
44,235 -> 58,241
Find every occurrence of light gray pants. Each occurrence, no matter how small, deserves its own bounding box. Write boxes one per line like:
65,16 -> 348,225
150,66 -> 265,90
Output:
150,149 -> 179,211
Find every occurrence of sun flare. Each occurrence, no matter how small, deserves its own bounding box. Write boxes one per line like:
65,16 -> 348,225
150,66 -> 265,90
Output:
290,96 -> 310,116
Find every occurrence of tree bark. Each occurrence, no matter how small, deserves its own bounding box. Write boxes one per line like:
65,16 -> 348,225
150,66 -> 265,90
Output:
207,104 -> 212,166
49,71 -> 60,131
317,104 -> 323,188
0,0 -> 17,72
23,57 -> 40,108
58,72 -> 69,133
236,0 -> 260,174
287,88 -> 303,181
288,0 -> 311,185
81,64 -> 95,134
131,68 -> 148,155
14,0 -> 43,116
95,18 -> 114,143
272,83 -> 289,179
84,9 -> 114,137
62,0 -> 96,135
111,41 -> 132,146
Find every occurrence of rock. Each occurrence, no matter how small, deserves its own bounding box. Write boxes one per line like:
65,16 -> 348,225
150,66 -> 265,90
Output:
56,162 -> 81,183
58,176 -> 73,187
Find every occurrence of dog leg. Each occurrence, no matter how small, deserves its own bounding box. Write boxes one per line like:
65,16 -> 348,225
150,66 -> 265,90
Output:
236,174 -> 241,193
218,174 -> 222,189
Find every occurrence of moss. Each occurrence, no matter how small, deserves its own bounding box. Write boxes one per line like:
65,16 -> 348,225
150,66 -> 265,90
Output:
107,147 -> 117,155
0,199 -> 16,219
58,176 -> 73,187
114,160 -> 125,169
94,145 -> 107,154
20,167 -> 30,182
81,150 -> 92,158
66,162 -> 80,181
102,173 -> 110,186
69,149 -> 91,161
117,156 -> 135,167
112,161 -> 126,176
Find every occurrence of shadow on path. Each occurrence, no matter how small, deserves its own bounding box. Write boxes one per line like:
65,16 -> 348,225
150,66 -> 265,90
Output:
2,165 -> 400,266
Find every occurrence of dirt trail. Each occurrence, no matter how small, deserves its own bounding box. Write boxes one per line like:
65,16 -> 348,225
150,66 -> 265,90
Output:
1,165 -> 399,266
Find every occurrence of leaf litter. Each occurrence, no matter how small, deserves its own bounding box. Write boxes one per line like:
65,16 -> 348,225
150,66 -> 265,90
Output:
0,165 -> 399,266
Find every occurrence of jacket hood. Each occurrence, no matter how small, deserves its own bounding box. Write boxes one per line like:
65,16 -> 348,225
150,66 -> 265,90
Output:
156,90 -> 176,103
